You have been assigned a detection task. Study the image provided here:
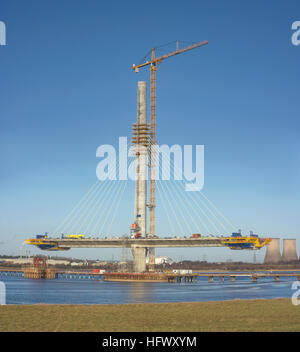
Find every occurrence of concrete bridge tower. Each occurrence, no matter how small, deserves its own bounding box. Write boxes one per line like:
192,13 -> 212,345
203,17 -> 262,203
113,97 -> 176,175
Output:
264,238 -> 282,264
282,239 -> 298,262
131,81 -> 149,272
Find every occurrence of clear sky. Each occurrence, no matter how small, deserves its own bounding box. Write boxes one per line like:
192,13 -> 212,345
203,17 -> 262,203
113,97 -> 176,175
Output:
0,0 -> 299,262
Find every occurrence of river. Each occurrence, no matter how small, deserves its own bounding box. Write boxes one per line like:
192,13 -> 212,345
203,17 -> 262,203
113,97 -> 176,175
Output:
0,274 -> 298,305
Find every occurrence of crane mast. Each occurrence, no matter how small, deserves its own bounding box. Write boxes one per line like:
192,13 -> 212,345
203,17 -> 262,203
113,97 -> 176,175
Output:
149,49 -> 157,271
132,40 -> 208,271
149,48 -> 156,237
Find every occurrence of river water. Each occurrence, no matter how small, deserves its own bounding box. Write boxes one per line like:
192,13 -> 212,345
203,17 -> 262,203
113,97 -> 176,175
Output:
0,274 -> 298,305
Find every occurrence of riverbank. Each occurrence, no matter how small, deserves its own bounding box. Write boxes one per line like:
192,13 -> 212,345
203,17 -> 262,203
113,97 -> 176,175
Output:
0,298 -> 299,332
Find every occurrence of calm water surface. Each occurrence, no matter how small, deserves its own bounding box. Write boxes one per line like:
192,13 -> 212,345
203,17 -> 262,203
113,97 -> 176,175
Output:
1,275 -> 297,305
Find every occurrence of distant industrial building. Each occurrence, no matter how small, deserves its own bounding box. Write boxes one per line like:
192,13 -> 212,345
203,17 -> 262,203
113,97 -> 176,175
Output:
146,256 -> 173,265
70,262 -> 85,267
264,238 -> 298,263
2,258 -> 33,265
264,238 -> 282,263
2,258 -> 70,266
282,239 -> 298,262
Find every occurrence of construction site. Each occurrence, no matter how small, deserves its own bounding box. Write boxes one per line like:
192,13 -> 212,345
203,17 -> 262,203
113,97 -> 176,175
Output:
22,257 -> 56,279
1,0 -> 299,337
21,40 -> 298,281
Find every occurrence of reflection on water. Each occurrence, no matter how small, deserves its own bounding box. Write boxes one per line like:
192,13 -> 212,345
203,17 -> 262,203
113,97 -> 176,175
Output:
0,275 -> 296,305
129,282 -> 155,303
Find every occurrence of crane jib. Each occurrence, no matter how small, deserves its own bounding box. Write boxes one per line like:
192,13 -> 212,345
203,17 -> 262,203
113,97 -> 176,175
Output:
132,40 -> 208,70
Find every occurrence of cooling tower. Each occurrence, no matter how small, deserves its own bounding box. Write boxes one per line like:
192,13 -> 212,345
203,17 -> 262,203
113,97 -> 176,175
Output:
264,238 -> 282,264
282,239 -> 298,262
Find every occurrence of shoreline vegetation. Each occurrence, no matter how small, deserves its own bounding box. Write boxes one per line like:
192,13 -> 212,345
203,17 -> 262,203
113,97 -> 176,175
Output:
0,298 -> 299,332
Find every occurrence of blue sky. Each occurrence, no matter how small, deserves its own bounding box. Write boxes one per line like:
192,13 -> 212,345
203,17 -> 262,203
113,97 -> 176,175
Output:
0,0 -> 299,262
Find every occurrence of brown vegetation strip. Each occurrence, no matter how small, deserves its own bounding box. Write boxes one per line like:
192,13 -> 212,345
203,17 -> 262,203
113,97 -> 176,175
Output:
0,298 -> 299,332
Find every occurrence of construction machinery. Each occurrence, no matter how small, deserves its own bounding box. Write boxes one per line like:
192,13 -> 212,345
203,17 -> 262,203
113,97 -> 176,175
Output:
132,40 -> 209,270
66,234 -> 85,239
25,236 -> 70,251
221,231 -> 272,250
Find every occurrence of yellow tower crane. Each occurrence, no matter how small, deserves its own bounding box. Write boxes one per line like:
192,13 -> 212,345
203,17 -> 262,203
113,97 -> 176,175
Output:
132,40 -> 208,271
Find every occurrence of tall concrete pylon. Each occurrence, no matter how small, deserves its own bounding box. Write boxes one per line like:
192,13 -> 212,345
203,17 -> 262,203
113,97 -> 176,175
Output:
282,239 -> 298,262
131,81 -> 148,272
133,81 -> 147,239
264,238 -> 282,264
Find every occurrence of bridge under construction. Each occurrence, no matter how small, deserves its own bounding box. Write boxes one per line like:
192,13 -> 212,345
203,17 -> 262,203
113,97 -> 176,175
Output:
26,235 -> 271,272
25,40 -> 272,272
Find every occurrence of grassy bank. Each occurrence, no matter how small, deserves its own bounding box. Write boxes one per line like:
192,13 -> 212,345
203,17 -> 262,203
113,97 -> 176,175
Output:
0,298 -> 299,332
